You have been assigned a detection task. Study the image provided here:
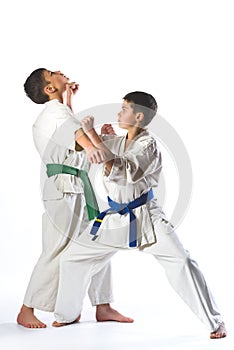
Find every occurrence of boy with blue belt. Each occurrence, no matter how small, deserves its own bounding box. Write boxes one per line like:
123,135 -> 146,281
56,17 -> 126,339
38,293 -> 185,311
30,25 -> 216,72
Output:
52,92 -> 226,339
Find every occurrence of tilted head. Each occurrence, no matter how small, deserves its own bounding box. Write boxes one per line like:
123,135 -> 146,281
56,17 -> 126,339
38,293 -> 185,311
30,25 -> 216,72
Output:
24,68 -> 69,104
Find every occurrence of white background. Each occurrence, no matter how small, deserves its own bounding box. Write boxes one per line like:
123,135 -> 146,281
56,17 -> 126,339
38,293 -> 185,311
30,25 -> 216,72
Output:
0,1 -> 233,349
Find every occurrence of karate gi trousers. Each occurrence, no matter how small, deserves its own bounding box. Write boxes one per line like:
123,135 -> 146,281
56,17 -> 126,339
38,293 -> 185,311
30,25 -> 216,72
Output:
54,216 -> 223,331
23,193 -> 113,311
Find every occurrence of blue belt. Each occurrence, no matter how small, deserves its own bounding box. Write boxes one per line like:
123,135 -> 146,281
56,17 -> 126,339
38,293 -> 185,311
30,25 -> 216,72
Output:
90,188 -> 154,248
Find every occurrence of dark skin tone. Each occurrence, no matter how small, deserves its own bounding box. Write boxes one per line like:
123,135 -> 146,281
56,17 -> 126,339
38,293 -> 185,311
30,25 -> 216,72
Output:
17,70 -> 133,328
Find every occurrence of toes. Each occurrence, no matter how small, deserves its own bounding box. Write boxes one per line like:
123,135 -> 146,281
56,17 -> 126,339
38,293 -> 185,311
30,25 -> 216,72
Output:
27,322 -> 46,329
17,314 -> 47,329
52,321 -> 64,327
39,322 -> 46,328
210,331 -> 227,339
30,323 -> 38,328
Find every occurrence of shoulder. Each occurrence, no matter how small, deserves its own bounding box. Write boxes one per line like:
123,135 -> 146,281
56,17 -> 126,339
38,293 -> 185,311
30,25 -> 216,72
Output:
33,100 -> 75,131
34,100 -> 70,120
135,130 -> 157,149
46,99 -> 73,119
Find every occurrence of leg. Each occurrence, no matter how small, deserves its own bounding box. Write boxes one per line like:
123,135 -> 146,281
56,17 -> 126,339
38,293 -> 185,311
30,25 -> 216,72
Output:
17,194 -> 85,328
88,263 -> 133,323
88,261 -> 114,306
17,212 -> 65,328
53,224 -> 134,327
53,236 -> 116,326
143,217 -> 226,338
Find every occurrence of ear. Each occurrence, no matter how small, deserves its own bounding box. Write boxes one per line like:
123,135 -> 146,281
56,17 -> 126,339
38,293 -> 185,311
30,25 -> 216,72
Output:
136,112 -> 144,125
44,84 -> 56,95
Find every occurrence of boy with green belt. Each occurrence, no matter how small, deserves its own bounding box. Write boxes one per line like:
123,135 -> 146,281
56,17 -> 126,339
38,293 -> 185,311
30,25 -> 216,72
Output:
17,68 -> 133,328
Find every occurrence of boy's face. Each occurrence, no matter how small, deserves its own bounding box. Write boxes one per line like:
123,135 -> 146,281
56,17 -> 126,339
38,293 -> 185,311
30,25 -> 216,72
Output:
44,70 -> 69,93
118,100 -> 138,130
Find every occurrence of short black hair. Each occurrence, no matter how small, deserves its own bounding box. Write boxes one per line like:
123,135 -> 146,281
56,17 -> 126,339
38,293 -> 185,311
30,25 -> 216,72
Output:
24,68 -> 49,104
123,91 -> 157,126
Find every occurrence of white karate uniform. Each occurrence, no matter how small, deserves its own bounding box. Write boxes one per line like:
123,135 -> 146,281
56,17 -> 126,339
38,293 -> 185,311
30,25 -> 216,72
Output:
54,130 -> 223,331
23,100 -> 113,311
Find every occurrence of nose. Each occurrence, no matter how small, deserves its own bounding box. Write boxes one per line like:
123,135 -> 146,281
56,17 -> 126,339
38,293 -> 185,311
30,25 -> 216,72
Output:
54,71 -> 63,75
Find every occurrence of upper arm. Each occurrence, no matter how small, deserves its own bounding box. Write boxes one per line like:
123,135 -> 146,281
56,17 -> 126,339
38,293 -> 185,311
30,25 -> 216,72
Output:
52,116 -> 82,150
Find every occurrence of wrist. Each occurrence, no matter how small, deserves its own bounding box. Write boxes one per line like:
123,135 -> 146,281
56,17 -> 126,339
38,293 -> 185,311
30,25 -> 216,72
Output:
85,128 -> 95,135
83,144 -> 96,152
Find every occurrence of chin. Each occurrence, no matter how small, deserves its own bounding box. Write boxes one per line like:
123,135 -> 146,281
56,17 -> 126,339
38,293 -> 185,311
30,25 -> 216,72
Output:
118,123 -> 127,130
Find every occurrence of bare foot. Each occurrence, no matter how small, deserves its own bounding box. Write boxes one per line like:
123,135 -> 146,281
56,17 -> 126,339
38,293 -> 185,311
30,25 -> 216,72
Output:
210,322 -> 227,339
52,315 -> 81,328
17,305 -> 46,328
96,304 -> 134,323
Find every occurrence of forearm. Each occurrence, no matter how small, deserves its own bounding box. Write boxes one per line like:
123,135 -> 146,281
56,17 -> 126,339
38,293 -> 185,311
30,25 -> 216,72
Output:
75,128 -> 95,151
63,88 -> 73,112
86,128 -> 113,154
86,129 -> 114,171
66,97 -> 73,112
64,83 -> 79,112
86,128 -> 103,147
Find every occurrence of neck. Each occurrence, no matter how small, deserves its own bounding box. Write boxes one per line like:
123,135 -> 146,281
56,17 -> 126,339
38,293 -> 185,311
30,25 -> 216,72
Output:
49,92 -> 63,103
127,126 -> 144,141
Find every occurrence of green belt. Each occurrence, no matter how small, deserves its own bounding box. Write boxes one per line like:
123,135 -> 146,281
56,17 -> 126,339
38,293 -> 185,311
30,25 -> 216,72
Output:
46,163 -> 100,221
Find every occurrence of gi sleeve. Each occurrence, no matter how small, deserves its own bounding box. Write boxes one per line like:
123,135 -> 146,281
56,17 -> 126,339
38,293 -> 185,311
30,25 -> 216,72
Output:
52,116 -> 82,151
107,137 -> 162,184
100,134 -> 124,154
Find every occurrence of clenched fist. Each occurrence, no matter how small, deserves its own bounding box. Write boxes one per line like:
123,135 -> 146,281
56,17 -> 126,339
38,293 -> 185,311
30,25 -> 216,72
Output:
81,116 -> 94,134
101,124 -> 116,135
86,147 -> 107,164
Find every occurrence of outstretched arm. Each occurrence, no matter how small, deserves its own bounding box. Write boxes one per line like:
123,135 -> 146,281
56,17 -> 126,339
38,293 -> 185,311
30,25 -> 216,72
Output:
75,128 -> 107,164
